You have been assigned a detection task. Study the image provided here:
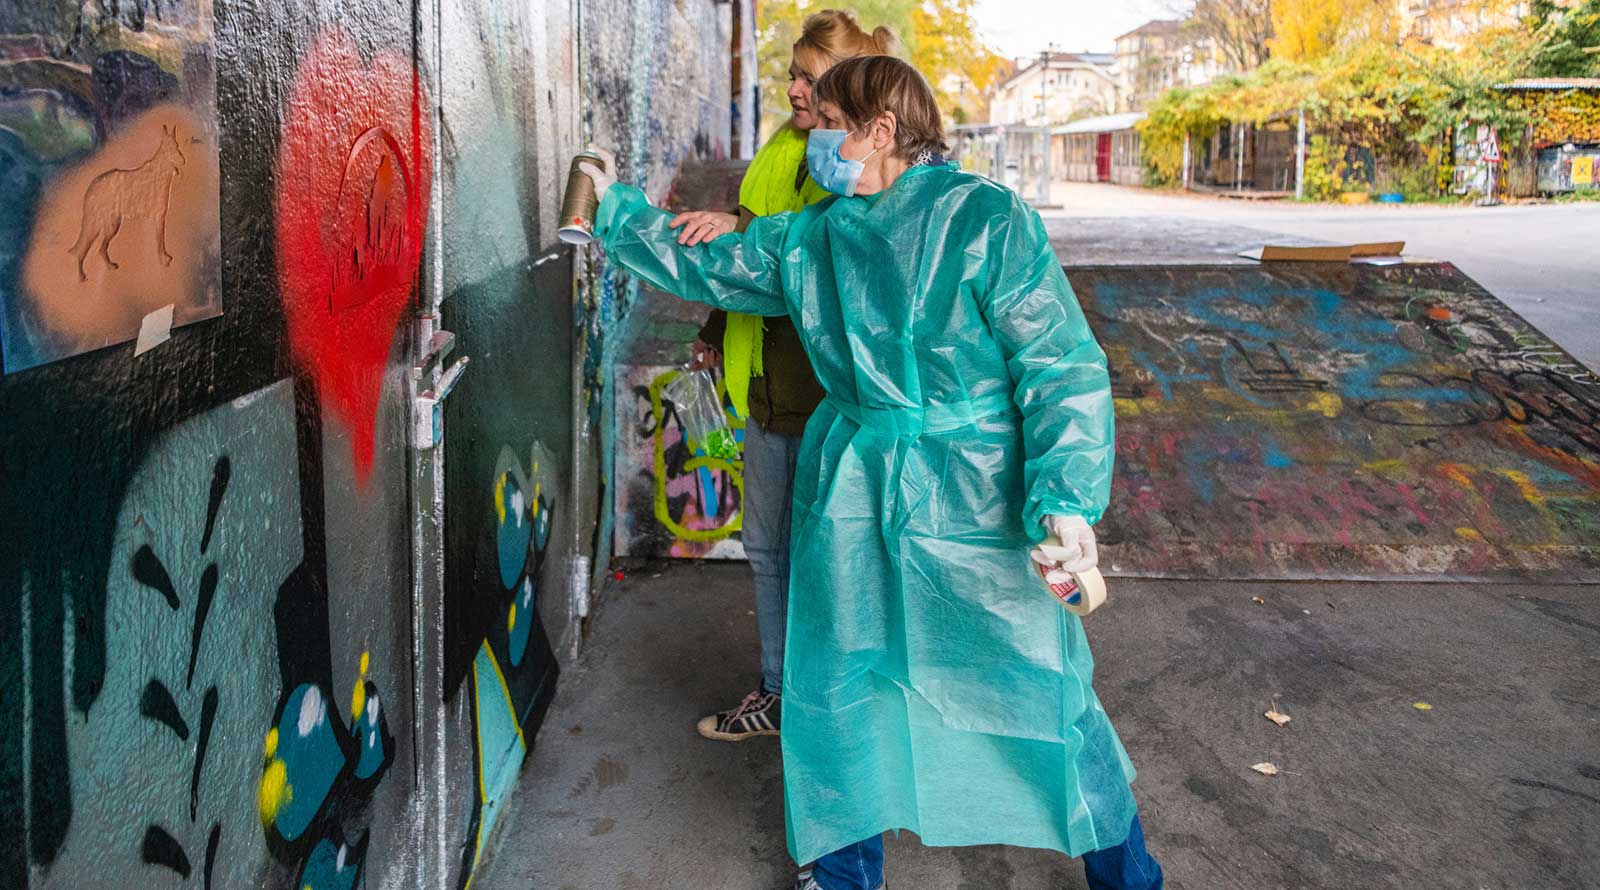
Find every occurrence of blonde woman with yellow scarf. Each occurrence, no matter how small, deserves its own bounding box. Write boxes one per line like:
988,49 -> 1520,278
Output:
669,10 -> 893,743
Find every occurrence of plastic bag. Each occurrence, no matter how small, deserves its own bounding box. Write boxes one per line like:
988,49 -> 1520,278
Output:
663,368 -> 739,460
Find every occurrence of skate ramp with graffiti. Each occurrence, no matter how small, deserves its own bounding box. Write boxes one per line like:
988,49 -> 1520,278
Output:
1077,262 -> 1600,581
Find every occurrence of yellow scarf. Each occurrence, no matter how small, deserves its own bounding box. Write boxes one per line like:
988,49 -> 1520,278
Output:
723,123 -> 830,418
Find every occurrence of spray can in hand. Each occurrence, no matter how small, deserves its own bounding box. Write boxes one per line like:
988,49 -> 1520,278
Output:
558,150 -> 606,245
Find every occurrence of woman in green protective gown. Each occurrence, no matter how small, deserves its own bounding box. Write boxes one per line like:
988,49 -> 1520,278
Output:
580,56 -> 1163,890
672,9 -> 893,746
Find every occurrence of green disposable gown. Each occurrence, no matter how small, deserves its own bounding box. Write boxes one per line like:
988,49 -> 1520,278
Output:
595,162 -> 1138,864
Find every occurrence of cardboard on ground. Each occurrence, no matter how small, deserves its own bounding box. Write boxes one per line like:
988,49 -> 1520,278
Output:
1238,242 -> 1406,264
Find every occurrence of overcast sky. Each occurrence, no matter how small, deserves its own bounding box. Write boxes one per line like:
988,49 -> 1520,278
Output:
974,0 -> 1182,60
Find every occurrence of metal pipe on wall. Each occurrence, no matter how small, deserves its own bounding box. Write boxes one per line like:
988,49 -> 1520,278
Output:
730,0 -> 743,157
1235,121 -> 1244,192
1295,106 -> 1306,201
1183,131 -> 1191,190
408,1 -> 449,889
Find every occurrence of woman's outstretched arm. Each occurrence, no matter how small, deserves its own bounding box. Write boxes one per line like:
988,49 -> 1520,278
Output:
976,194 -> 1115,536
595,184 -> 791,318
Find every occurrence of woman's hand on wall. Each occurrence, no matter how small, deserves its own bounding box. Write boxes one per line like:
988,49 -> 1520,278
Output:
668,211 -> 738,246
579,146 -> 618,200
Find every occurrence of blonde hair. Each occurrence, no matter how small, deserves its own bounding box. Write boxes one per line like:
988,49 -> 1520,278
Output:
792,9 -> 895,79
812,55 -> 948,161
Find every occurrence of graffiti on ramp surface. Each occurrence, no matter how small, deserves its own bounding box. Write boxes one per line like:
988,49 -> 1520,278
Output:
1075,262 -> 1600,581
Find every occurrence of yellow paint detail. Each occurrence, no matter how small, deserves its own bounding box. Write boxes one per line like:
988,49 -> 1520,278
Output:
1498,469 -> 1546,508
265,727 -> 278,758
1439,463 -> 1476,490
1112,398 -> 1141,417
1413,702 -> 1433,711
508,603 -> 517,633
483,643 -> 526,753
493,472 -> 508,524
1307,392 -> 1342,418
352,650 -> 371,719
462,644 -> 530,888
259,759 -> 292,825
1455,527 -> 1483,541
1363,459 -> 1404,475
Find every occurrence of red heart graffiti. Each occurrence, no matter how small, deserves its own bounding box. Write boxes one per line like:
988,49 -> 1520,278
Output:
276,30 -> 433,482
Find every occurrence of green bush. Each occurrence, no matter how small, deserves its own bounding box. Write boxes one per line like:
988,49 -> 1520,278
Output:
1301,135 -> 1345,200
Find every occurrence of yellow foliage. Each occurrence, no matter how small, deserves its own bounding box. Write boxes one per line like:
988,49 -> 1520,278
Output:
907,0 -> 1006,125
1509,89 -> 1600,145
1270,0 -> 1398,62
756,0 -> 1002,137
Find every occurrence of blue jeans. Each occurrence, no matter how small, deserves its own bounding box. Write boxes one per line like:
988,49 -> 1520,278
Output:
741,418 -> 804,694
810,816 -> 1163,890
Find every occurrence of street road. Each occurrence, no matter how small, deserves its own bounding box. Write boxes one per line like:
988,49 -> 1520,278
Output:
1042,182 -> 1600,369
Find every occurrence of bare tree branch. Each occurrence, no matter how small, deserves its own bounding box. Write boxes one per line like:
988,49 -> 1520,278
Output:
1187,0 -> 1275,70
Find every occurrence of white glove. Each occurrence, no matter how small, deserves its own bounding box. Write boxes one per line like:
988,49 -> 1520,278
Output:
1029,514 -> 1098,581
577,145 -> 618,201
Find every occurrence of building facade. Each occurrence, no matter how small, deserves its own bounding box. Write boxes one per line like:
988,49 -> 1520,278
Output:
988,52 -> 1118,126
1055,112 -> 1148,185
1397,0 -> 1556,48
1114,19 -> 1232,112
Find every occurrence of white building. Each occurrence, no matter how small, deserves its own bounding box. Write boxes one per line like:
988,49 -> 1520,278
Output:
1113,19 -> 1232,112
1398,1 -> 1537,49
988,52 -> 1118,127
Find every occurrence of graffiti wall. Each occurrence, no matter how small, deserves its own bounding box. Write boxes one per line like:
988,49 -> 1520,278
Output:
436,0 -> 571,882
0,0 -> 736,888
577,0 -> 735,585
0,0 -> 221,373
616,363 -> 748,560
1075,262 -> 1600,581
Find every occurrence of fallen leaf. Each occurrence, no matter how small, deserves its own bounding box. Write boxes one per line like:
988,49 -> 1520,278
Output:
1413,702 -> 1433,711
1264,708 -> 1292,726
1252,596 -> 1266,605
1250,761 -> 1280,776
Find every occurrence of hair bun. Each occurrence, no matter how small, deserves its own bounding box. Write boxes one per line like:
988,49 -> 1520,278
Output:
871,25 -> 897,54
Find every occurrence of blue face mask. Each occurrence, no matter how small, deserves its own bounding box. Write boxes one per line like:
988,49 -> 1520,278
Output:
806,128 -> 879,197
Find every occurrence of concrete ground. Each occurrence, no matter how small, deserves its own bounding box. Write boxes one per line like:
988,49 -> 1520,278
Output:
471,562 -> 1600,890
1042,182 -> 1600,369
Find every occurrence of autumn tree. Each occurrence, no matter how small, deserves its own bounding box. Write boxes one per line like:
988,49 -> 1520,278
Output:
1529,0 -> 1600,76
1269,0 -> 1398,62
907,0 -> 1007,124
1187,0 -> 1275,70
755,0 -> 1003,135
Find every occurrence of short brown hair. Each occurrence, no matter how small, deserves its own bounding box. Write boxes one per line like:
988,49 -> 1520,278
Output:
792,10 -> 895,79
812,56 -> 948,162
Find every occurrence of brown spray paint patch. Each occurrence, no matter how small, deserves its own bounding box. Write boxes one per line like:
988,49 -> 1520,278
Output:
20,103 -> 221,357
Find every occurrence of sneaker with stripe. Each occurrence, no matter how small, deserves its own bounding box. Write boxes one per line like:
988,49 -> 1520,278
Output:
791,869 -> 885,890
696,688 -> 780,741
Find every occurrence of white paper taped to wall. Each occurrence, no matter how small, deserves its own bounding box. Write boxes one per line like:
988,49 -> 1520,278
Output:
134,304 -> 175,357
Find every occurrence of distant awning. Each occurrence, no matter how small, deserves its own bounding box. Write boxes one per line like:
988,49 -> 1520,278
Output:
1052,112 -> 1147,136
1494,78 -> 1600,91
